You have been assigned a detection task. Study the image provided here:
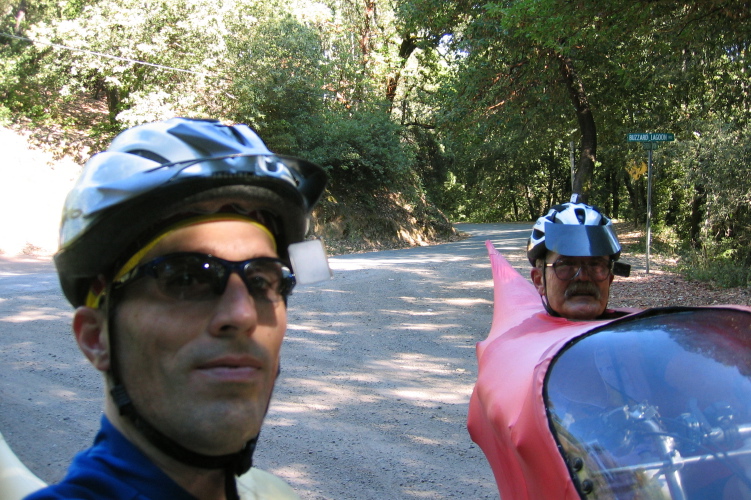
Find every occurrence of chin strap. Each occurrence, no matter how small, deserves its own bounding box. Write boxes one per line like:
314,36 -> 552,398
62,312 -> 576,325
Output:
540,266 -> 562,317
111,384 -> 254,500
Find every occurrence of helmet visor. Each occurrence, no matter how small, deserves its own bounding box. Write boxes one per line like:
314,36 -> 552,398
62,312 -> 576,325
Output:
544,222 -> 621,258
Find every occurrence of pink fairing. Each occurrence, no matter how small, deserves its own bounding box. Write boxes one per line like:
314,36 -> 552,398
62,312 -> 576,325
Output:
467,241 -> 634,499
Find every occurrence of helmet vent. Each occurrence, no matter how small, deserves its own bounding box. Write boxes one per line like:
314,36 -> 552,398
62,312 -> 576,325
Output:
265,159 -> 279,173
574,208 -> 586,224
129,149 -> 170,164
228,125 -> 250,146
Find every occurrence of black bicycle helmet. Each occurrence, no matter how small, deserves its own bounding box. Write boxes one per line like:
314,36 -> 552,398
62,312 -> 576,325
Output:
55,117 -> 328,307
527,195 -> 622,266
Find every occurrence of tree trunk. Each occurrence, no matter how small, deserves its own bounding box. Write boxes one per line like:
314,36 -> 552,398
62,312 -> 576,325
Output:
558,54 -> 596,202
351,0 -> 377,104
689,183 -> 706,247
14,1 -> 27,34
105,86 -> 120,124
359,0 -> 376,69
611,170 -> 621,219
386,36 -> 417,110
524,184 -> 536,219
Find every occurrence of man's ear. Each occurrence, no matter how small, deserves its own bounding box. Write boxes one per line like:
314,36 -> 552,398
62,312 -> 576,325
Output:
73,306 -> 110,372
531,267 -> 546,296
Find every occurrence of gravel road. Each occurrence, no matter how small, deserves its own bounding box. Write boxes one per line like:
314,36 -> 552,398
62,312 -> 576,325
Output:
0,223 -> 533,499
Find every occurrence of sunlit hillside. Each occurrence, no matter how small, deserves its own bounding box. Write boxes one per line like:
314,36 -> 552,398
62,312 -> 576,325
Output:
0,127 -> 81,257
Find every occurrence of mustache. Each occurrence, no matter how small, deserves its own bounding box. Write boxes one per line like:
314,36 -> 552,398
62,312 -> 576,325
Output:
564,281 -> 602,300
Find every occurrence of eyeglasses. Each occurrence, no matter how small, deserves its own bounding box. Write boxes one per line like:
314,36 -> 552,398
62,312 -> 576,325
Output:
113,252 -> 295,303
544,258 -> 613,282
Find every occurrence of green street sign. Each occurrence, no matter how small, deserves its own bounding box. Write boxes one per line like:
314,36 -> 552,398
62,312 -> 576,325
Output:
650,133 -> 674,141
642,142 -> 659,151
628,133 -> 675,142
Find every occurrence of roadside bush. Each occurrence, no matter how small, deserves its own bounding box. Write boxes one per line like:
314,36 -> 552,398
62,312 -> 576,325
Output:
0,105 -> 12,126
299,106 -> 415,190
677,244 -> 751,288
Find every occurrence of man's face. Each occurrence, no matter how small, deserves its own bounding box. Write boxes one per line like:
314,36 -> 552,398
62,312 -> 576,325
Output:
112,220 -> 286,455
531,252 -> 614,320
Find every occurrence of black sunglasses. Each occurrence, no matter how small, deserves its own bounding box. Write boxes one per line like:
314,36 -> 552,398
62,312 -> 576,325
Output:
113,252 -> 296,303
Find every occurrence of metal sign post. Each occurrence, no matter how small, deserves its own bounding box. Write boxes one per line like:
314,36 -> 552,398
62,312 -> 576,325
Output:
645,144 -> 654,273
627,133 -> 675,274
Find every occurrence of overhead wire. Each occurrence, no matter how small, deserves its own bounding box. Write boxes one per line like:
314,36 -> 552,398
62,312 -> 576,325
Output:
0,31 -> 364,103
0,32 -> 211,76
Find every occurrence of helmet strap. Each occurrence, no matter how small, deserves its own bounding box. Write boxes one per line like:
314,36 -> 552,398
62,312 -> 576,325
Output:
540,265 -> 562,318
104,293 -> 255,500
113,386 -> 253,500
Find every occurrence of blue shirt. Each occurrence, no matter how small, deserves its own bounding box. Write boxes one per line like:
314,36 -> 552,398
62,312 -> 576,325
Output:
25,416 -> 196,500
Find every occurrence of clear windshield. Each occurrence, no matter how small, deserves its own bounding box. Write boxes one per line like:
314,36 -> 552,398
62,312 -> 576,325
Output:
545,308 -> 751,500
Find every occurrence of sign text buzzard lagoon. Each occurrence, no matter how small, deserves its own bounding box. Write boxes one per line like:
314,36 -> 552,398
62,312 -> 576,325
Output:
627,133 -> 675,142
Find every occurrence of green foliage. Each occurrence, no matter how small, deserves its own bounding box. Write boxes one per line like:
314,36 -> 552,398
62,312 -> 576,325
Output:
18,0 -> 233,125
0,104 -> 12,125
406,125 -> 453,208
0,14 -> 65,118
225,12 -> 325,145
678,246 -> 751,289
3,0 -> 751,283
298,105 -> 415,190
397,0 -> 751,280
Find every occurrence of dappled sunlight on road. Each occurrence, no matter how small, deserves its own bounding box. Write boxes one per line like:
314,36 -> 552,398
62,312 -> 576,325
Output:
440,296 -> 491,306
254,229 -> 509,497
286,324 -> 343,337
0,306 -> 71,323
329,255 -> 472,272
389,388 -> 470,405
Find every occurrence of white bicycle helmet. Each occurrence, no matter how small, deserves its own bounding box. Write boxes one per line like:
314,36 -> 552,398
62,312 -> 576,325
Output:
55,117 -> 328,307
53,118 -> 328,500
527,194 -> 622,266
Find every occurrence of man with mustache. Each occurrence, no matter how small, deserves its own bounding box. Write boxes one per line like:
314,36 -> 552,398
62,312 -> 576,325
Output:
528,196 -> 630,320
24,117 -> 328,500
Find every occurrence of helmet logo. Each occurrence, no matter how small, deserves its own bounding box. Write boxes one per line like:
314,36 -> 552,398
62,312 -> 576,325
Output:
65,208 -> 83,221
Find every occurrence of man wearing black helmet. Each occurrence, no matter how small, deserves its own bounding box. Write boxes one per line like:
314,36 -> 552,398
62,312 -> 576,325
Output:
25,118 -> 329,500
527,195 -> 630,321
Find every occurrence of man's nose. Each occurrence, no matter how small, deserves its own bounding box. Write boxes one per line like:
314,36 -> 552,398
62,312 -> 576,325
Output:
208,273 -> 258,337
572,265 -> 593,281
